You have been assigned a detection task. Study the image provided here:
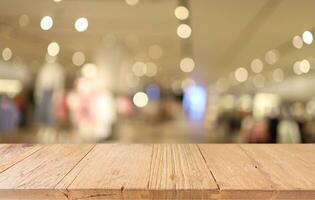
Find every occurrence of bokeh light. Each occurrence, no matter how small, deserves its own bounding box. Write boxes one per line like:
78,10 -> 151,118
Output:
272,68 -> 284,82
19,14 -> 29,27
146,84 -> 160,100
47,42 -> 60,57
75,17 -> 89,32
250,59 -> 263,73
293,61 -> 303,75
133,92 -> 148,108
145,62 -> 157,77
132,62 -> 146,77
174,6 -> 189,20
2,48 -> 13,61
303,31 -> 313,45
180,57 -> 195,73
183,85 -> 207,121
300,59 -> 310,73
72,51 -> 86,66
81,63 -> 98,78
265,49 -> 280,65
234,67 -> 248,82
177,24 -> 192,39
292,35 -> 303,49
40,16 -> 53,30
148,45 -> 163,60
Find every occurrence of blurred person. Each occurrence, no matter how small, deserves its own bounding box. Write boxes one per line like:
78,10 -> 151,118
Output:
267,108 -> 280,143
0,95 -> 19,134
35,55 -> 65,142
291,102 -> 306,143
247,118 -> 269,143
13,91 -> 27,127
277,104 -> 301,143
67,64 -> 116,141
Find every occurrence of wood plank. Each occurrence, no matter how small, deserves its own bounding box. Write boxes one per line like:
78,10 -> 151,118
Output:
0,144 -> 314,199
239,144 -> 315,190
198,144 -> 273,191
198,144 -> 315,199
0,190 -> 69,200
0,144 -> 43,173
56,144 -> 152,200
237,144 -> 315,199
0,144 -> 94,200
148,144 -> 218,199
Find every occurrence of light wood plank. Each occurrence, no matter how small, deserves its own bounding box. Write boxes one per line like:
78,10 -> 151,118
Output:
239,144 -> 315,190
0,144 -> 43,173
0,144 -> 94,200
56,144 -> 152,200
0,144 -> 314,199
237,144 -> 315,199
199,144 -> 315,199
149,144 -> 218,199
0,190 -> 68,200
198,144 -> 273,190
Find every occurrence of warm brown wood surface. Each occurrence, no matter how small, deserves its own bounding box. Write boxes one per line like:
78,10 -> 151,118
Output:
0,144 -> 314,200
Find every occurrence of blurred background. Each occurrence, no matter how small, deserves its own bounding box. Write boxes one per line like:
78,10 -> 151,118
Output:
1,0 -> 315,143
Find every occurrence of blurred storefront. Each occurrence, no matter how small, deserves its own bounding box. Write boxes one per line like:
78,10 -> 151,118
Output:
0,0 -> 315,143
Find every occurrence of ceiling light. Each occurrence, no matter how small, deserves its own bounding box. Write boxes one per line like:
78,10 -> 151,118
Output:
234,67 -> 248,82
47,42 -> 60,57
265,49 -> 280,65
180,57 -> 195,73
2,48 -> 13,61
174,6 -> 189,20
81,63 -> 98,78
250,59 -> 263,73
177,24 -> 192,39
303,31 -> 313,45
133,92 -> 148,108
300,59 -> 310,73
293,61 -> 302,75
72,51 -> 86,66
75,17 -> 88,32
40,16 -> 53,30
132,62 -> 146,77
292,35 -> 303,49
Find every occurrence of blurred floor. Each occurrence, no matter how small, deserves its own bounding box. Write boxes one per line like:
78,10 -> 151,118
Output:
0,119 -> 212,143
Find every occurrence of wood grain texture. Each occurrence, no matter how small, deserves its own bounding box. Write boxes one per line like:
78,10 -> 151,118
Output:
0,144 -> 314,200
56,144 -> 153,200
149,144 -> 218,199
0,144 -> 43,173
198,144 -> 315,199
0,144 -> 94,200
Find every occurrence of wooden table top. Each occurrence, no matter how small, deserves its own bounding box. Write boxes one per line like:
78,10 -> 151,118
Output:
0,144 -> 314,200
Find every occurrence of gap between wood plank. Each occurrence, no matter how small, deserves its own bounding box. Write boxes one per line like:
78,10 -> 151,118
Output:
197,144 -> 221,191
54,144 -> 96,189
0,145 -> 45,174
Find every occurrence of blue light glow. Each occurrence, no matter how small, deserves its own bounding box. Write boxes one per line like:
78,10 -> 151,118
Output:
146,84 -> 160,100
183,85 -> 207,121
